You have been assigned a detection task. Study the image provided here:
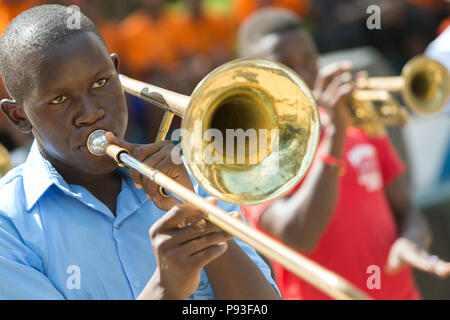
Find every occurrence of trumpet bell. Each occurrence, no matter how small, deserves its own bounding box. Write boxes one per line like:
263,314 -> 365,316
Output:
182,59 -> 320,205
402,55 -> 450,114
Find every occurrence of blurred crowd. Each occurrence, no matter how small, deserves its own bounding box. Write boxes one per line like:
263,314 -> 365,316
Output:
1,0 -> 448,166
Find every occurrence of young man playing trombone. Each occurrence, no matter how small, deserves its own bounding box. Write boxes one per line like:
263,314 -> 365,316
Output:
238,8 -> 450,300
0,4 -> 279,300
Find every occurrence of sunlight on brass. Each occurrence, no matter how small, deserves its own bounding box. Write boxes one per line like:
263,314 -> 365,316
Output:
120,59 -> 321,205
0,143 -> 12,177
353,56 -> 449,135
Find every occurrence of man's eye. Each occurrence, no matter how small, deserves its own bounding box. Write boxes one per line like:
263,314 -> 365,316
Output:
92,78 -> 109,89
49,95 -> 68,105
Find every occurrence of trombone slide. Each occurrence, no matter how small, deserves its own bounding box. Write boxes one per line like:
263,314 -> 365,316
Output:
87,129 -> 371,300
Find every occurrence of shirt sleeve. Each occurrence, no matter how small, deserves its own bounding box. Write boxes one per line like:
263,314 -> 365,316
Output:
366,134 -> 407,187
195,185 -> 281,297
0,215 -> 65,300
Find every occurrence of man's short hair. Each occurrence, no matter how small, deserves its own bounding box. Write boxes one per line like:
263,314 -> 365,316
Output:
237,8 -> 304,58
0,4 -> 106,102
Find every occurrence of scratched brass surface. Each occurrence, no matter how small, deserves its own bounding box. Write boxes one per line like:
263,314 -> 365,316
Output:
183,59 -> 320,205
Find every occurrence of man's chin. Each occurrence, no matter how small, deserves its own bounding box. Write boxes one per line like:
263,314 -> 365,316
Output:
80,151 -> 119,174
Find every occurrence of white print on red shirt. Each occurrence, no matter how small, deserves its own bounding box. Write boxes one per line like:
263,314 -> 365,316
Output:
347,144 -> 383,192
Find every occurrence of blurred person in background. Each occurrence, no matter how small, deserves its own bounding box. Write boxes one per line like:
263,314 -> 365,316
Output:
0,0 -> 42,166
238,8 -> 450,300
301,0 -> 446,75
424,23 -> 450,183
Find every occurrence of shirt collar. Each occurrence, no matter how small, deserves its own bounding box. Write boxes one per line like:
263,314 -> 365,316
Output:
22,141 -> 73,211
22,141 -> 149,214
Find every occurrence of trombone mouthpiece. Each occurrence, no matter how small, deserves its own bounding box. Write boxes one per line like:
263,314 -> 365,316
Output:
87,129 -> 108,156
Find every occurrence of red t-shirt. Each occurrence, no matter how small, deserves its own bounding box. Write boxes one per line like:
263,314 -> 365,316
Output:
241,125 -> 421,300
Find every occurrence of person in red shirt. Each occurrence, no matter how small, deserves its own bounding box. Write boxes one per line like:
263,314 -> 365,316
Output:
237,8 -> 450,300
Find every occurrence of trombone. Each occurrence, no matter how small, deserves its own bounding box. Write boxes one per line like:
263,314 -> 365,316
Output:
0,143 -> 12,178
89,59 -> 371,300
352,55 -> 450,136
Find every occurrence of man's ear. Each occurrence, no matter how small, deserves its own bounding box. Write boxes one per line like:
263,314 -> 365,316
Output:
110,53 -> 120,73
0,99 -> 32,134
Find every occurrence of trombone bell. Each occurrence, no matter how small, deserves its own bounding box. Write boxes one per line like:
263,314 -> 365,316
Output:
120,59 -> 321,206
182,59 -> 320,205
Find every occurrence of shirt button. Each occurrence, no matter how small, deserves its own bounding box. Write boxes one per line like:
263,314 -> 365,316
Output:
133,280 -> 141,288
114,224 -> 120,230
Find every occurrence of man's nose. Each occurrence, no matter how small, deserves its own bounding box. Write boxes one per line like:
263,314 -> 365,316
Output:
74,96 -> 105,127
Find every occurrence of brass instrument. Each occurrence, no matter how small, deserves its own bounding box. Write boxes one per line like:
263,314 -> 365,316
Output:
119,59 -> 321,206
351,92 -> 409,136
88,59 -> 371,300
0,143 -> 12,177
352,56 -> 450,136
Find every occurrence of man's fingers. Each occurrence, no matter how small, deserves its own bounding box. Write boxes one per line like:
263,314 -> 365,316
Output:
141,152 -> 170,198
321,73 -> 353,101
190,241 -> 229,268
230,211 -> 242,220
171,219 -> 223,244
205,197 -> 217,206
181,230 -> 233,256
105,131 -> 136,152
127,140 -> 173,192
315,61 -> 352,94
154,203 -> 204,231
385,254 -> 402,274
105,132 -> 145,187
147,151 -> 183,208
326,83 -> 355,108
432,261 -> 450,279
178,197 -> 218,227
354,70 -> 369,82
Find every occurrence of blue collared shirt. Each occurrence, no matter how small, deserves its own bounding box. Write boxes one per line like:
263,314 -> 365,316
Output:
0,141 -> 277,300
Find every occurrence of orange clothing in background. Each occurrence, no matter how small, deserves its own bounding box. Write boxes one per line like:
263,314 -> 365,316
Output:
98,22 -> 122,58
0,0 -> 42,36
438,17 -> 449,35
118,9 -> 232,77
231,0 -> 310,27
163,10 -> 231,58
118,10 -> 178,76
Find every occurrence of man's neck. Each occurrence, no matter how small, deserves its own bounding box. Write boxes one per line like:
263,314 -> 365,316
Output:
48,159 -> 122,216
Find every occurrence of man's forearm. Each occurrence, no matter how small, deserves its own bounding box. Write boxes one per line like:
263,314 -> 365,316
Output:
204,240 -> 280,300
260,126 -> 346,252
399,208 -> 432,249
386,177 -> 432,249
138,270 -> 176,300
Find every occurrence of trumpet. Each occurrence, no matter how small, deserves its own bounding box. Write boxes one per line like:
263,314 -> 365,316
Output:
88,59 -> 371,300
0,143 -> 12,178
352,56 -> 450,136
